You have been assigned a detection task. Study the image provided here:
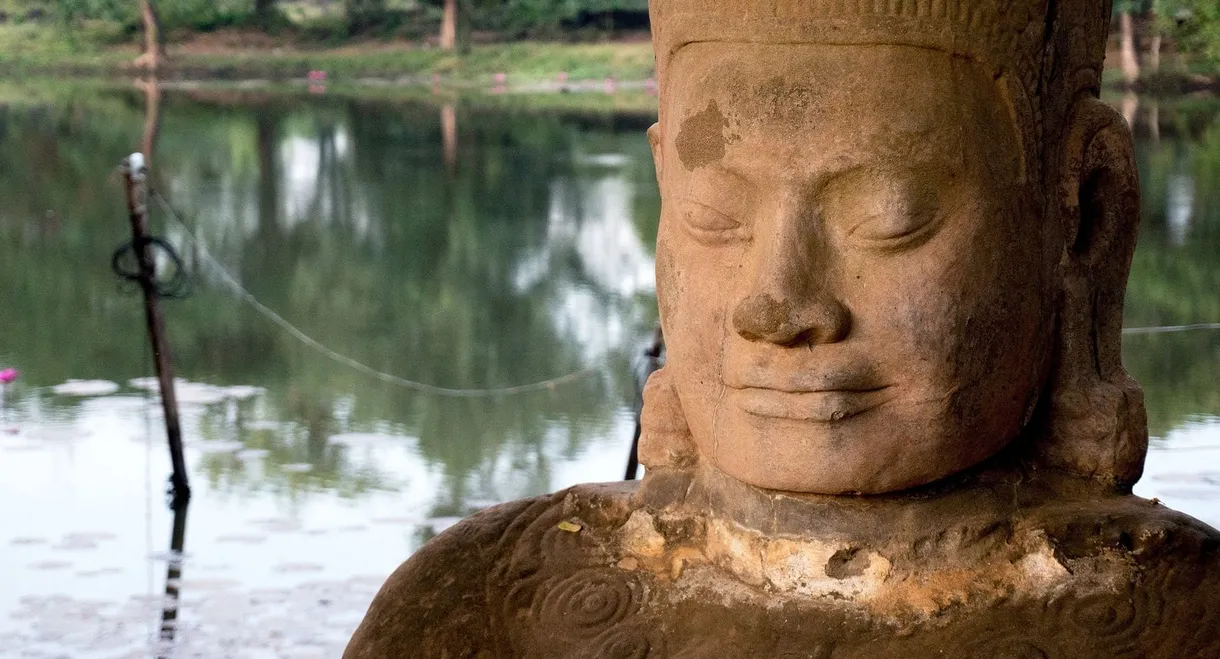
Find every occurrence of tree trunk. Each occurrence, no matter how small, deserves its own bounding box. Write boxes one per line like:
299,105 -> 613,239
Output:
139,78 -> 163,166
1149,32 -> 1162,73
255,0 -> 276,28
256,111 -> 279,237
1120,91 -> 1139,128
441,104 -> 457,174
440,0 -> 456,50
456,0 -> 472,55
134,0 -> 167,71
1119,11 -> 1140,86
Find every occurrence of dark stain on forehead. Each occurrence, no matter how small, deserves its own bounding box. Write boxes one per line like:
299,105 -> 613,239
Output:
676,100 -> 729,170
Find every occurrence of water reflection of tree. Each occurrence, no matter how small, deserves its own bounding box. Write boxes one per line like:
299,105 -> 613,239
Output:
1115,95 -> 1220,436
0,87 -> 658,505
195,396 -> 387,500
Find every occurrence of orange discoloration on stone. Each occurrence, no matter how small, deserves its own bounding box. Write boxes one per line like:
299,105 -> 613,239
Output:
675,100 -> 729,170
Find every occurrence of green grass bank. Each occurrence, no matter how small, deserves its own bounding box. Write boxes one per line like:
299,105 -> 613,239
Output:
0,24 -> 657,84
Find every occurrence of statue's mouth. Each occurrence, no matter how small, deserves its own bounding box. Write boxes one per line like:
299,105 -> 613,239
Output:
725,384 -> 893,422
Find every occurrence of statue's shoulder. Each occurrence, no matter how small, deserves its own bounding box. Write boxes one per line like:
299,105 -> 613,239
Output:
1025,495 -> 1220,658
343,482 -> 640,659
1033,494 -> 1220,564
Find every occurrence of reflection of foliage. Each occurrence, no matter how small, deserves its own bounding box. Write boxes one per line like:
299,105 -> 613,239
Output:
1152,0 -> 1220,67
0,83 -> 657,505
1119,94 -> 1220,436
195,395 -> 389,500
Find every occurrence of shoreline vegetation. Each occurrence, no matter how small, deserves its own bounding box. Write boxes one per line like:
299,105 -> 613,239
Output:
0,26 -> 658,84
0,0 -> 1217,98
4,32 -> 1220,98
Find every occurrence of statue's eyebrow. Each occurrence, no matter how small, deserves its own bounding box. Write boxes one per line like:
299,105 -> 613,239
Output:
671,157 -> 751,188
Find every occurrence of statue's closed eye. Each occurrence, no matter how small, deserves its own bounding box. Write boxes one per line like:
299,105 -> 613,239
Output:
845,206 -> 941,249
831,176 -> 945,251
681,200 -> 749,244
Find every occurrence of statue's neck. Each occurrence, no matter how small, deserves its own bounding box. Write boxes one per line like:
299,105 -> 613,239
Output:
635,456 -> 1111,543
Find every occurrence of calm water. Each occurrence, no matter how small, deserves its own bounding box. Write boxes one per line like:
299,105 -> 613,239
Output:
0,84 -> 1217,657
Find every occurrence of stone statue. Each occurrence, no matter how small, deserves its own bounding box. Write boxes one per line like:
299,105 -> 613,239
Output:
345,1 -> 1220,656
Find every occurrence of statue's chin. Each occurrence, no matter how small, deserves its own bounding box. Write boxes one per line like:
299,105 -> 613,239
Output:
690,402 -> 1018,495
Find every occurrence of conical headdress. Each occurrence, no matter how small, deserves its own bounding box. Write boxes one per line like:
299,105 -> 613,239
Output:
650,0 -> 1114,168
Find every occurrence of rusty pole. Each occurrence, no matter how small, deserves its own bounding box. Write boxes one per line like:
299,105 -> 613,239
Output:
122,153 -> 191,505
157,499 -> 189,657
625,326 -> 665,481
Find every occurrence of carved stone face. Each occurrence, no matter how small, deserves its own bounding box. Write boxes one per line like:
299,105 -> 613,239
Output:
653,43 -> 1056,494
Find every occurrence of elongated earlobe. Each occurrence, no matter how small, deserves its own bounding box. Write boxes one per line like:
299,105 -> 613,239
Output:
638,367 -> 697,472
1040,98 -> 1147,489
647,122 -> 663,188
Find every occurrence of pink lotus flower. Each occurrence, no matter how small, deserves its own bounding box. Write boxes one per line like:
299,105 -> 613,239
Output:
308,70 -> 328,82
0,369 -> 17,384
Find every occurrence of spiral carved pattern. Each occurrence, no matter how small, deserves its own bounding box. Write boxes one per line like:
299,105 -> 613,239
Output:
534,569 -> 639,636
1067,592 -> 1140,639
579,627 -> 655,659
960,638 -> 1049,659
1051,566 -> 1184,656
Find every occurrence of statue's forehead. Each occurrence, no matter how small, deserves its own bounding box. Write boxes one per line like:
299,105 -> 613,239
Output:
665,42 -> 970,120
661,43 -> 986,176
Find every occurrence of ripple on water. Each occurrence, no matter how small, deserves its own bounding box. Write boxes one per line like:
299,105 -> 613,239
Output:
370,516 -> 418,525
1152,487 -> 1220,500
24,426 -> 90,442
273,563 -> 326,574
174,382 -> 232,406
425,517 -> 463,533
179,578 -> 243,591
0,442 -> 41,452
50,540 -> 98,552
63,531 -> 117,543
327,432 -> 413,447
250,518 -> 302,533
74,568 -> 123,578
215,534 -> 269,545
236,448 -> 270,461
129,378 -> 264,405
148,550 -> 188,567
225,385 -> 264,400
1148,471 -> 1220,483
50,380 -> 121,397
28,560 -> 73,571
10,537 -> 49,546
192,440 -> 244,453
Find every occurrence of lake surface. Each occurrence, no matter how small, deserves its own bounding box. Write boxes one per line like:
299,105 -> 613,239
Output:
0,84 -> 1217,657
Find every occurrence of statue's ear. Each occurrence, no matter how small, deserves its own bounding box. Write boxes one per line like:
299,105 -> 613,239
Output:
639,366 -> 697,472
648,122 -> 663,188
1040,97 -> 1147,490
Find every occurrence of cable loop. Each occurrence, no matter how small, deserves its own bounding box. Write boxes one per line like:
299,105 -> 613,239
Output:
148,189 -> 599,398
111,236 -> 191,300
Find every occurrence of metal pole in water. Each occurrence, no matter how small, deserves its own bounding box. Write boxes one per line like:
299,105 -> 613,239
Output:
625,327 -> 665,481
157,498 -> 189,658
121,153 -> 191,505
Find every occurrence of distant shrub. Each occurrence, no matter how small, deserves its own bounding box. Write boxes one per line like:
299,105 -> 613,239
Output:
1157,0 -> 1220,68
47,0 -> 255,32
467,0 -> 647,39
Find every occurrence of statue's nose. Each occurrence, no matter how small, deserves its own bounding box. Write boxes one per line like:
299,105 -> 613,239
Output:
730,204 -> 850,346
732,292 -> 850,346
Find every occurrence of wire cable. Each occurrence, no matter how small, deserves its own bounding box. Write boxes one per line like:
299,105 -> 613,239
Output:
1123,323 -> 1220,335
150,190 -> 598,398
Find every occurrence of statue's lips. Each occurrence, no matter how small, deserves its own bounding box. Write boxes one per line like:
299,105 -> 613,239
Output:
726,384 -> 893,422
